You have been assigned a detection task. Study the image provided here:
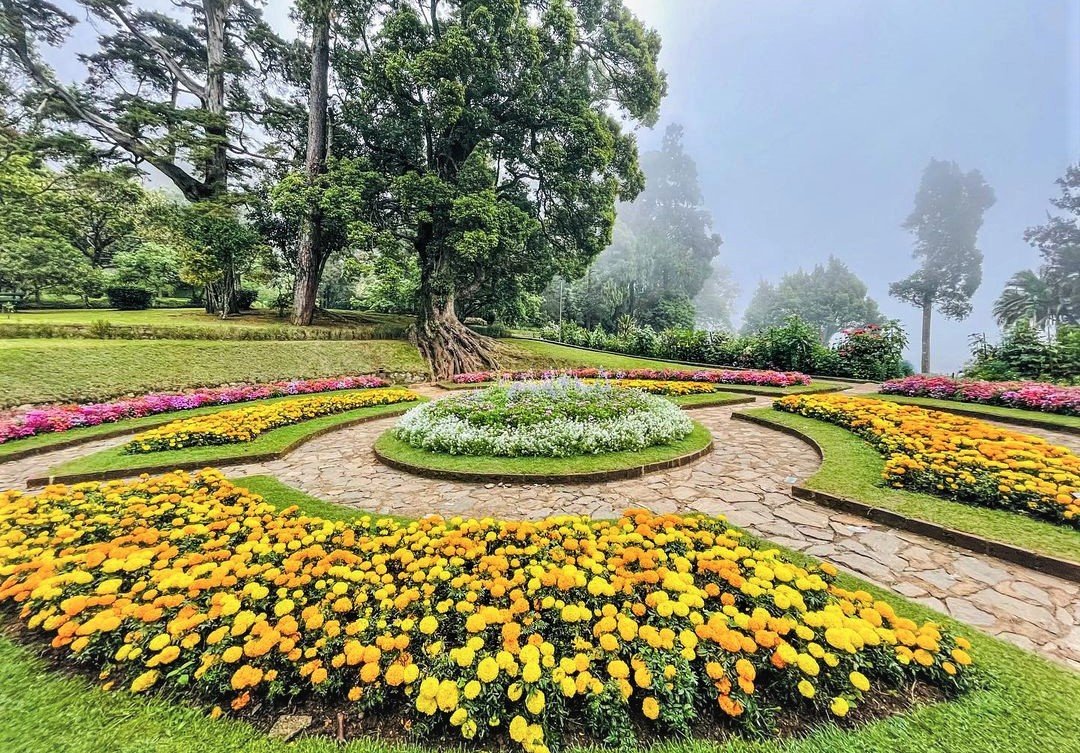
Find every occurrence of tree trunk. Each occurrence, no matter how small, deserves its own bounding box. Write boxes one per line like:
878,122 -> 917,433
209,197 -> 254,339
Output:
202,0 -> 235,316
413,240 -> 498,380
920,297 -> 932,373
292,5 -> 332,326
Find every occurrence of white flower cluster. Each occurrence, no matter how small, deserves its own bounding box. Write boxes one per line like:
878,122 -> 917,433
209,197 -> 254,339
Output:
393,380 -> 694,457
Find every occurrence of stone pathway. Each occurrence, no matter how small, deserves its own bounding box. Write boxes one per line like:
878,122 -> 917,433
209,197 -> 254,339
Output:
1,386 -> 1077,670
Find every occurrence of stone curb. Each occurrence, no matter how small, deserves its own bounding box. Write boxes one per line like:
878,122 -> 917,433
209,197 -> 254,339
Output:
372,438 -> 715,485
25,405 -> 419,489
731,410 -> 1080,584
872,394 -> 1080,437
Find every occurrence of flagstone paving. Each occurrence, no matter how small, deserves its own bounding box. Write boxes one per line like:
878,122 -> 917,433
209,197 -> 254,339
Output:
2,386 -> 1078,670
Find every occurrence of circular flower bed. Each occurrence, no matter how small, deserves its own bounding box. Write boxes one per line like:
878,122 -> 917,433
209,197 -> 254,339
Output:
0,471 -> 975,752
394,379 -> 693,457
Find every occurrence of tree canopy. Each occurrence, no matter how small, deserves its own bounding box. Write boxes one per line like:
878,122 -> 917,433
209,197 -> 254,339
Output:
890,158 -> 995,372
741,256 -> 882,341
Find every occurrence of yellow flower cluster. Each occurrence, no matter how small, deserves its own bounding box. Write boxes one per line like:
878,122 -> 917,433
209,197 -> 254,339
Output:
125,388 -> 418,454
0,471 -> 973,750
775,394 -> 1080,526
580,379 -> 721,396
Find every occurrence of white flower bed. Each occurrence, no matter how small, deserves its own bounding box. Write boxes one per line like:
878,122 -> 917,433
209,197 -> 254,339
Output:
393,379 -> 694,457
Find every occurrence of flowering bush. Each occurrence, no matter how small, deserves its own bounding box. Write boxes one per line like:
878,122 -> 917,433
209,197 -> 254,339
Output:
395,380 -> 693,457
775,394 -> 1080,527
0,375 -> 393,446
451,367 -> 810,387
881,375 -> 1080,416
125,388 -> 419,453
0,470 -> 974,751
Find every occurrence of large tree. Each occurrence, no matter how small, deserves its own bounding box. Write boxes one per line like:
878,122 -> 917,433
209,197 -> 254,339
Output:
742,256 -> 883,341
1021,163 -> 1080,327
559,123 -> 722,330
0,0 -> 294,314
332,0 -> 664,378
890,158 -> 995,372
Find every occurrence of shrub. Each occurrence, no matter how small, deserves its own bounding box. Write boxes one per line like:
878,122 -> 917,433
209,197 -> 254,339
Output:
0,470 -> 975,751
776,393 -> 1080,527
540,316 -> 907,380
105,284 -> 154,310
235,288 -> 259,310
966,323 -> 1080,384
449,367 -> 810,387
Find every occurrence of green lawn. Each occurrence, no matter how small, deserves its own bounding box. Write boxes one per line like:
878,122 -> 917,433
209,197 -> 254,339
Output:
667,392 -> 755,408
871,393 -> 1080,432
230,475 -> 412,527
373,422 -> 713,478
42,399 -> 424,483
745,407 -> 1080,564
0,487 -> 1076,753
0,339 -> 428,407
1,307 -> 411,330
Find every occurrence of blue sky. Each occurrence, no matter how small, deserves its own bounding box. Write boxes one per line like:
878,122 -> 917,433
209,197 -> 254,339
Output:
624,0 -> 1080,372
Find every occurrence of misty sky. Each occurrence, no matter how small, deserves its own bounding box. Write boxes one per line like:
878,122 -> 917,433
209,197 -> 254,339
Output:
623,0 -> 1080,372
49,0 -> 1080,372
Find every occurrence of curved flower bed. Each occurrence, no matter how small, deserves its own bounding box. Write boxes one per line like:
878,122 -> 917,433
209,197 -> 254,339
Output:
581,378 -> 720,395
0,471 -> 973,750
0,375 -> 392,446
395,380 -> 693,457
451,367 -> 810,387
775,394 -> 1080,527
125,388 -> 418,453
881,375 -> 1080,416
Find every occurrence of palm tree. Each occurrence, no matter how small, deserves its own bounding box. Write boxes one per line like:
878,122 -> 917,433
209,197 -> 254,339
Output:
993,269 -> 1058,334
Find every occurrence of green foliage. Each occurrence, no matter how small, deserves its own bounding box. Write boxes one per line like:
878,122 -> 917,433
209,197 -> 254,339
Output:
540,314 -> 909,379
890,159 -> 995,320
741,256 -> 883,341
113,243 -> 182,295
543,124 -> 723,331
235,289 -> 258,310
965,322 -> 1080,383
104,285 -> 154,310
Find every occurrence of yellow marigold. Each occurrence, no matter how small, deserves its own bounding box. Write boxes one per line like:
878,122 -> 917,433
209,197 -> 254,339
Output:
436,679 -> 459,712
797,680 -> 815,698
230,665 -> 264,690
607,659 -> 630,679
477,656 -> 499,683
526,689 -> 545,714
849,671 -> 870,692
130,669 -> 159,693
642,696 -> 660,720
419,615 -> 438,635
830,696 -> 850,717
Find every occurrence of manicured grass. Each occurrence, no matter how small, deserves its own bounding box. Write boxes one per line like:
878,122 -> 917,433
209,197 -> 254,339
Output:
1,307 -> 411,330
229,475 -> 413,528
374,422 -> 713,478
745,407 -> 1080,564
0,509 -> 1075,753
43,398 -> 424,482
667,391 -> 755,408
0,339 -> 428,407
871,393 -> 1080,432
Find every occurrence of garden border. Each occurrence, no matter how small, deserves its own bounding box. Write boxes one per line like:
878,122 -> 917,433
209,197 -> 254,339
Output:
507,335 -> 876,384
731,410 -> 1080,583
372,432 -> 714,484
25,404 -> 419,488
436,380 -> 846,398
871,394 -> 1080,436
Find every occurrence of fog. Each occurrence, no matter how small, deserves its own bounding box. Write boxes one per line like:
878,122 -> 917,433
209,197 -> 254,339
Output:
43,0 -> 1080,372
622,0 -> 1079,372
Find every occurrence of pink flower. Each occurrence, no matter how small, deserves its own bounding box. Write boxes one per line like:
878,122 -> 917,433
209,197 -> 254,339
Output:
0,375 -> 391,445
